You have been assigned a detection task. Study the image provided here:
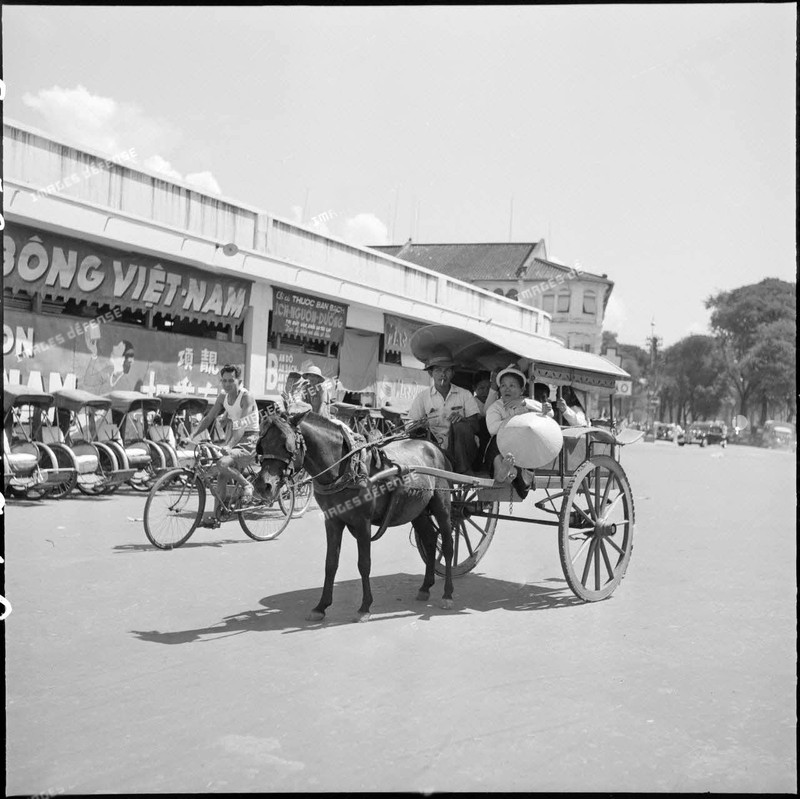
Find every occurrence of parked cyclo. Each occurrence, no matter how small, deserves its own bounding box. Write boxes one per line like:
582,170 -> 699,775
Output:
254,322 -> 641,623
148,393 -> 212,468
3,385 -> 77,499
95,391 -> 170,491
52,388 -> 137,495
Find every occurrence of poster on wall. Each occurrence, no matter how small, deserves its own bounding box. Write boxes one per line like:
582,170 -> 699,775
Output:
375,363 -> 430,411
3,309 -> 245,398
272,288 -> 347,345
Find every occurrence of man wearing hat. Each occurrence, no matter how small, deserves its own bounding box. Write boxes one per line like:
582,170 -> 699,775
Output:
409,348 -> 480,473
300,364 -> 331,417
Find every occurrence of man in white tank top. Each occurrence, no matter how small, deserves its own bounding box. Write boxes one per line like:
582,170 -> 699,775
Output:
188,364 -> 259,522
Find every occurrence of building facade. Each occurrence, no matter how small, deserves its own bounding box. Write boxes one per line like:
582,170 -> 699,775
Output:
3,121 -> 561,412
372,241 -> 613,355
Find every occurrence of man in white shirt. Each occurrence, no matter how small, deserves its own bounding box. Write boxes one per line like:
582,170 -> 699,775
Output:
409,351 -> 480,473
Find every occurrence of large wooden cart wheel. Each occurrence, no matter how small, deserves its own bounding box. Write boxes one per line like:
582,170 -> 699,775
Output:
414,486 -> 499,576
558,455 -> 635,602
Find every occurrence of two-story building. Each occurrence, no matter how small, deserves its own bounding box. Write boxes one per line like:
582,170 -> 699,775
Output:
371,240 -> 614,355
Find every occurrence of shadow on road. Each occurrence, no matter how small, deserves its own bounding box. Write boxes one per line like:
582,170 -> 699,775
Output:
130,572 -> 585,645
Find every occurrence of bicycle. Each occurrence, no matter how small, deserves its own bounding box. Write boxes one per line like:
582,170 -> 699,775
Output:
278,467 -> 314,517
143,443 -> 295,549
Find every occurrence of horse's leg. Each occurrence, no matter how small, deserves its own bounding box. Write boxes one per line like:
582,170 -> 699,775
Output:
430,491 -> 454,609
351,519 -> 374,623
412,513 -> 437,602
307,517 -> 344,622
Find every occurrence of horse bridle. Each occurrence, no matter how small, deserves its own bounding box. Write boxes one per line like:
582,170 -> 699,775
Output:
259,420 -> 306,482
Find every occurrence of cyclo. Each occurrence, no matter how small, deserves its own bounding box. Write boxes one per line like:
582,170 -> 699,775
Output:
3,385 -> 77,500
148,393 -> 213,468
98,391 -> 171,491
52,388 -> 137,495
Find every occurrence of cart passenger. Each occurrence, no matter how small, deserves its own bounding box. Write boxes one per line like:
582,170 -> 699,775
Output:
557,386 -> 588,427
484,365 -> 541,498
409,349 -> 480,473
472,371 -> 498,471
532,382 -> 556,419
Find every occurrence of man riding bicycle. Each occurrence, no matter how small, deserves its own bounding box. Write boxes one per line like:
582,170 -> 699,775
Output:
187,364 -> 260,524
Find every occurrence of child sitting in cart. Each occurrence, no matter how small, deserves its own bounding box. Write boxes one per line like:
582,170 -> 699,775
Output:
484,365 -> 542,498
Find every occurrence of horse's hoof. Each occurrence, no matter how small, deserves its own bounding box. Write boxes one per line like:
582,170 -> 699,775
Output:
353,612 -> 371,623
416,590 -> 430,602
441,598 -> 454,610
306,610 -> 325,622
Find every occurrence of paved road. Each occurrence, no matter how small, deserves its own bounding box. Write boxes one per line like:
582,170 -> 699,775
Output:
4,442 -> 796,793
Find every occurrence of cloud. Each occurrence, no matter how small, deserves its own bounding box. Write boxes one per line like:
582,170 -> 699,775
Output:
343,213 -> 389,246
22,84 -> 222,195
144,155 -> 182,181
185,172 -> 222,195
603,294 -> 627,335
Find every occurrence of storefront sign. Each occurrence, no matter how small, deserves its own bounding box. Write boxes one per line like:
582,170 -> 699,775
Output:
384,314 -> 425,355
3,309 -> 245,398
265,348 -> 338,395
3,224 -> 251,325
272,288 -> 347,345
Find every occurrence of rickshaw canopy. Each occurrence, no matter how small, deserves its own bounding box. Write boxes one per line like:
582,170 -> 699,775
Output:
3,385 -> 55,415
410,324 -> 630,394
107,390 -> 162,414
156,393 -> 210,415
52,388 -> 113,412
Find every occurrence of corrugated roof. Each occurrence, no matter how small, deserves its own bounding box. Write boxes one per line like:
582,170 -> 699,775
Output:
370,242 -> 536,280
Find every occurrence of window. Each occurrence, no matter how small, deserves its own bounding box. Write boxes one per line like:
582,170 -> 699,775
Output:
542,294 -> 554,313
557,292 -> 571,313
583,291 -> 597,316
506,288 -> 518,301
493,288 -> 505,296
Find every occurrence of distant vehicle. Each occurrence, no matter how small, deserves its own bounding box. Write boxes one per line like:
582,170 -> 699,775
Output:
760,420 -> 796,450
654,421 -> 683,442
680,420 -> 727,448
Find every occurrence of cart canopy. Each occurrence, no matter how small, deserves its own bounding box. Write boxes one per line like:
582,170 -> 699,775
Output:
53,388 -> 113,412
410,324 -> 630,394
156,393 -> 210,415
4,385 -> 54,414
107,390 -> 161,414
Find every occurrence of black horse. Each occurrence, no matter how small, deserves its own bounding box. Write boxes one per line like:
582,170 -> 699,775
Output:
254,411 -> 455,622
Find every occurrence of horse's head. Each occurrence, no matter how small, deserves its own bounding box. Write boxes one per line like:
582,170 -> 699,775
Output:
255,411 -> 307,502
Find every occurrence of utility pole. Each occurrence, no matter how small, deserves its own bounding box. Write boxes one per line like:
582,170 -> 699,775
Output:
644,319 -> 662,441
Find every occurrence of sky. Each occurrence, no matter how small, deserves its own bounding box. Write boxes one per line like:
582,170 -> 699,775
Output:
2,4 -> 796,348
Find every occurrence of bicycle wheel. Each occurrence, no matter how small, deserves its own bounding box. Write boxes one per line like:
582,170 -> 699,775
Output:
289,469 -> 313,517
144,468 -> 205,549
239,482 -> 294,541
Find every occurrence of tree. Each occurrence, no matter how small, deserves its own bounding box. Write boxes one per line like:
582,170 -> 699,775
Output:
661,335 -> 729,424
747,318 -> 797,423
706,278 -> 796,420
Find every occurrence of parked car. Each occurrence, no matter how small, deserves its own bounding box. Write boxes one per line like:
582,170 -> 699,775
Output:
681,420 -> 727,448
654,421 -> 684,443
760,420 -> 796,450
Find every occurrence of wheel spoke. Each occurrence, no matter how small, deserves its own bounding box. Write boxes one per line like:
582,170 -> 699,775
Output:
580,538 -> 596,586
598,538 -> 615,581
569,535 -> 593,565
604,535 -> 625,557
580,480 -> 598,520
570,502 -> 594,527
600,471 -> 614,513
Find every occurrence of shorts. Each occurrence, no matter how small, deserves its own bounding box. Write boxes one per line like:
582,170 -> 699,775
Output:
227,430 -> 259,468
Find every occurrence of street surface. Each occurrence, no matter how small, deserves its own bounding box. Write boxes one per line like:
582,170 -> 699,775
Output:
4,441 -> 796,793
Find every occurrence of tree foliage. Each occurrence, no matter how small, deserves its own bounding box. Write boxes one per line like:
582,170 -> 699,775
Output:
660,335 -> 729,423
706,278 -> 796,420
